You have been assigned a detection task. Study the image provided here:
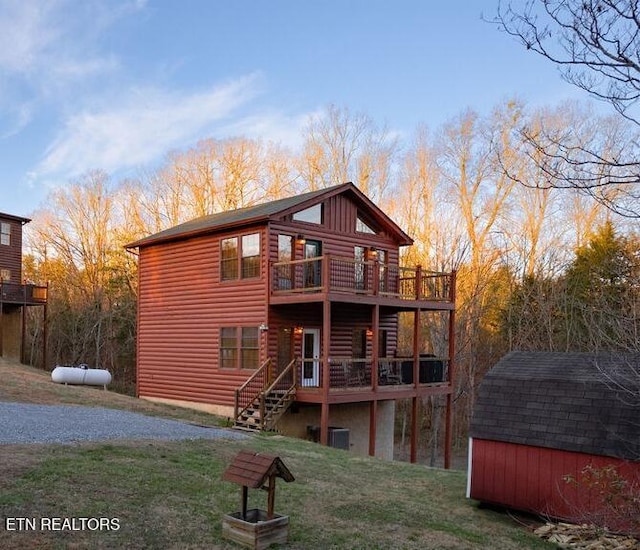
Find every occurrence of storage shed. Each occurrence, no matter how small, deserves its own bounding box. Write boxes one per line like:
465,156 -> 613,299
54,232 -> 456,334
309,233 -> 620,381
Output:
468,351 -> 640,533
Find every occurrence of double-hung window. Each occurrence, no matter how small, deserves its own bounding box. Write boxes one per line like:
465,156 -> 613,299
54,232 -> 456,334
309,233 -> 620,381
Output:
220,326 -> 259,369
1,223 -> 10,246
220,233 -> 260,281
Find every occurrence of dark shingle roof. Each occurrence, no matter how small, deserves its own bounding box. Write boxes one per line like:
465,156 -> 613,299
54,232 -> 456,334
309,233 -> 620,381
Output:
222,450 -> 294,488
470,351 -> 640,461
126,185 -> 337,248
126,182 -> 412,248
0,212 -> 30,224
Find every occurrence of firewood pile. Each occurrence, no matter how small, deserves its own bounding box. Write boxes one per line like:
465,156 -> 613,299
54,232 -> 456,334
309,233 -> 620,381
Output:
534,522 -> 639,549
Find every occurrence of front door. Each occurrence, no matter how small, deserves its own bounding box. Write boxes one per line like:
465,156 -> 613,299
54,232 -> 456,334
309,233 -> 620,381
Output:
301,328 -> 320,387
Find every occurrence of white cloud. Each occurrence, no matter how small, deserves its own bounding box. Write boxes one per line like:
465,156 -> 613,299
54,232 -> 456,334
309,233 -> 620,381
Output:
36,74 -> 267,178
0,0 -> 61,73
217,109 -> 318,151
0,103 -> 34,138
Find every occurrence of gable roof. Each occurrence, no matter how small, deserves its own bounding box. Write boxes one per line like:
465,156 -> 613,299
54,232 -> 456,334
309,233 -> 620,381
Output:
126,182 -> 413,248
222,450 -> 295,488
0,212 -> 31,224
470,351 -> 640,461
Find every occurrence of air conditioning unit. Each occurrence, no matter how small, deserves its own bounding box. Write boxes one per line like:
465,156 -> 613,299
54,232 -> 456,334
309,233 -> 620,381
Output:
328,428 -> 350,450
307,426 -> 350,451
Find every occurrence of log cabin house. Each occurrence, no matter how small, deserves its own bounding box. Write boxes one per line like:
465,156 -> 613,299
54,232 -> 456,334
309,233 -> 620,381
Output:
0,212 -> 48,363
127,183 -> 456,462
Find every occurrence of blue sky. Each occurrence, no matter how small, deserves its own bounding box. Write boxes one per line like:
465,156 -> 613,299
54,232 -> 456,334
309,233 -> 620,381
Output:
0,0 -> 584,217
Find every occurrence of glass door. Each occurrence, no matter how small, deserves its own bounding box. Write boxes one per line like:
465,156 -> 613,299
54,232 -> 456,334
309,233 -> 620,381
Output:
301,328 -> 320,387
304,240 -> 322,288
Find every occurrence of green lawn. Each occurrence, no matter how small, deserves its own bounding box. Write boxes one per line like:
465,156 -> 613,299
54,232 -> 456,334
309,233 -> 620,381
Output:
0,360 -> 553,549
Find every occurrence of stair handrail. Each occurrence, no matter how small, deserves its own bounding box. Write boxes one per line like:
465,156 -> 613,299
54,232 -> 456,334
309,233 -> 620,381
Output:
234,358 -> 271,422
264,357 -> 296,395
261,358 -> 297,430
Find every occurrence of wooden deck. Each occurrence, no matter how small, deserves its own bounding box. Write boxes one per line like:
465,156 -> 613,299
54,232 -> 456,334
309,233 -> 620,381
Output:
0,282 -> 48,305
293,355 -> 451,403
270,255 -> 453,308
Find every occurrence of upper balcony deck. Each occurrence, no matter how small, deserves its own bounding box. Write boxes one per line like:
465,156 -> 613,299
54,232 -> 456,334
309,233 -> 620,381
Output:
0,282 -> 48,306
270,255 -> 455,308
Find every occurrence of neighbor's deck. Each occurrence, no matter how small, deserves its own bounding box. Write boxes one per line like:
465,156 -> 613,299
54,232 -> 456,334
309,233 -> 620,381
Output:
0,282 -> 48,306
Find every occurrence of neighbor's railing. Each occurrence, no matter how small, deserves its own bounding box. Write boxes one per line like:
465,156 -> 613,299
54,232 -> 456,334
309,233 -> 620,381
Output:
271,255 -> 452,302
0,282 -> 48,304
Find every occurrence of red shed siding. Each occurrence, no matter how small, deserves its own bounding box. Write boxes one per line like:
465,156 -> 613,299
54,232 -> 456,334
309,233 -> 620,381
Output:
0,216 -> 24,282
137,226 -> 268,407
470,438 -> 639,531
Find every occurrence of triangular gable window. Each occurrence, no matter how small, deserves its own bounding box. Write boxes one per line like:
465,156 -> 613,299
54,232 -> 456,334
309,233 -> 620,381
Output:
356,214 -> 376,234
293,203 -> 323,224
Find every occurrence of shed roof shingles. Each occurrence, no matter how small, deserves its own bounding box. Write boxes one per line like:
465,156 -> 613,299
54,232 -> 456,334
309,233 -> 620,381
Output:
470,351 -> 640,461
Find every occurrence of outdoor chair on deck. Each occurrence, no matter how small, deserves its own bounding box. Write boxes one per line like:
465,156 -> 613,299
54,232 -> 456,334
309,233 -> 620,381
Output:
378,361 -> 401,385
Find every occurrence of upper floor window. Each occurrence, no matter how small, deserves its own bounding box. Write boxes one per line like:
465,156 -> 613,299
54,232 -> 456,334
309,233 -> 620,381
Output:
0,269 -> 10,281
293,203 -> 322,224
221,232 -> 260,281
356,214 -> 376,234
1,222 -> 10,246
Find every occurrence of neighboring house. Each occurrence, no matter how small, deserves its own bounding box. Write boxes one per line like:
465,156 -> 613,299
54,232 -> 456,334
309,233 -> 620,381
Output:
126,183 -> 456,461
0,212 -> 48,363
468,351 -> 640,532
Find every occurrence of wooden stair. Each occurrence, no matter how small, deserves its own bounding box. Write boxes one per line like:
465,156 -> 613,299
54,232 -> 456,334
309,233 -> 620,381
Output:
234,358 -> 297,432
234,389 -> 296,432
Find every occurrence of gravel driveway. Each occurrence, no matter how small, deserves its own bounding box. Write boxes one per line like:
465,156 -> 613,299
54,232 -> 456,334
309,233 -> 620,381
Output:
0,402 -> 249,444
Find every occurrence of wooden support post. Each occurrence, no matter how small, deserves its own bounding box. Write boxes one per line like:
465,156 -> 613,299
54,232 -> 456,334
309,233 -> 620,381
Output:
444,270 -> 457,469
320,402 -> 329,446
371,304 -> 379,391
21,305 -> 26,365
267,475 -> 276,519
444,393 -> 452,469
410,396 -> 418,463
43,298 -> 48,370
241,485 -> 248,521
320,299 -> 331,446
372,257 -> 380,296
0,286 -> 4,358
413,308 -> 420,389
369,400 -> 377,457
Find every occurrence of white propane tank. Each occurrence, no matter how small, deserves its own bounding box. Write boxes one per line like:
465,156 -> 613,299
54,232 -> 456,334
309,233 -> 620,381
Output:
51,365 -> 112,387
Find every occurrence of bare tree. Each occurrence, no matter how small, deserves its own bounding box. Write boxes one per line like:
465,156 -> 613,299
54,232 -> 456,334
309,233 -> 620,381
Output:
298,104 -> 398,202
27,171 -> 137,388
494,1 -> 640,217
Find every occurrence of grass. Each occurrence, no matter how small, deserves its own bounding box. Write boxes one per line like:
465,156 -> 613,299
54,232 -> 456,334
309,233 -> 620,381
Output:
0,359 -> 554,549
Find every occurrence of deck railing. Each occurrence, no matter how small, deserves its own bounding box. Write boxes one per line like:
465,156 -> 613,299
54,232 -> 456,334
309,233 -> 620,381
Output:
295,356 -> 449,390
271,255 -> 452,302
328,358 -> 373,388
0,282 -> 48,305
